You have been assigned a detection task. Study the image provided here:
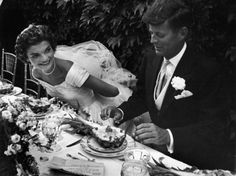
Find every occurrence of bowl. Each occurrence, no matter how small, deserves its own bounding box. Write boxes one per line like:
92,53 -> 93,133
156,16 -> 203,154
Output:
27,97 -> 51,114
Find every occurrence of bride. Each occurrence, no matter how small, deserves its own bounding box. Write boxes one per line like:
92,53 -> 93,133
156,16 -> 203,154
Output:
15,24 -> 136,125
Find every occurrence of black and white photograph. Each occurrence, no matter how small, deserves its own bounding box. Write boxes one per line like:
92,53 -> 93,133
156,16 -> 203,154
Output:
0,0 -> 236,175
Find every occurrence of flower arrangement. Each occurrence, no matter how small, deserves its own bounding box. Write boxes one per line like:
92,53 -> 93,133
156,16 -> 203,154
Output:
171,76 -> 193,100
0,97 -> 39,176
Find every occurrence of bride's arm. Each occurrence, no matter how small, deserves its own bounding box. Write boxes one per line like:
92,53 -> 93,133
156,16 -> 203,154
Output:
83,75 -> 119,97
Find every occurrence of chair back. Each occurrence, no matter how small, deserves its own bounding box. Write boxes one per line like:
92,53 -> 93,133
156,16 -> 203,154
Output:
16,57 -> 42,98
1,49 -> 17,85
24,62 -> 42,98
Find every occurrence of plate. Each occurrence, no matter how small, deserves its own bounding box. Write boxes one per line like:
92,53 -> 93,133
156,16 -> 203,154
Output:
0,87 -> 22,97
87,136 -> 127,153
80,137 -> 127,158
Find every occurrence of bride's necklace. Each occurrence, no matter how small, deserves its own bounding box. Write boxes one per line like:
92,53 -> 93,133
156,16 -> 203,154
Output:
42,59 -> 56,75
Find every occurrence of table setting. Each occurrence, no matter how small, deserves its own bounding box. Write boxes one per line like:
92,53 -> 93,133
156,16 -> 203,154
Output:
0,80 -> 23,97
0,88 -> 235,176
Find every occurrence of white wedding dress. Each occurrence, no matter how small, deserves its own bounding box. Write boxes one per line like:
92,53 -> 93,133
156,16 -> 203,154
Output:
33,40 -> 136,125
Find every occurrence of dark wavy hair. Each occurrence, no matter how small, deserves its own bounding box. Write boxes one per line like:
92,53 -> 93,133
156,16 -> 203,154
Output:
15,24 -> 57,61
142,0 -> 193,31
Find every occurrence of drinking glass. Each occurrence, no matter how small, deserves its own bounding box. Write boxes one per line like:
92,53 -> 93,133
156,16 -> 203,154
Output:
41,117 -> 62,152
121,160 -> 149,176
124,147 -> 151,164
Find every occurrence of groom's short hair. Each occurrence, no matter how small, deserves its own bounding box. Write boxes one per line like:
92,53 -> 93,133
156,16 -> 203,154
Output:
142,0 -> 193,31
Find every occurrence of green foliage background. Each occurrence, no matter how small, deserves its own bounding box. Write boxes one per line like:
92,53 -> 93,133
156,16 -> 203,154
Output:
19,0 -> 236,74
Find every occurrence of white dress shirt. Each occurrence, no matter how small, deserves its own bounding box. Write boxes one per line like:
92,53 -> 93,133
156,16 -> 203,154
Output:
154,42 -> 187,153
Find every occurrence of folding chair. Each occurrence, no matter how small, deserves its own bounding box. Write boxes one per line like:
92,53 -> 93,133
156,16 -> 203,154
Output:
16,57 -> 42,98
24,62 -> 42,98
1,48 -> 18,85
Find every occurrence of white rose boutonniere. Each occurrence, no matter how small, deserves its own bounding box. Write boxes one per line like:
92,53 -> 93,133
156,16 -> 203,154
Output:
171,76 -> 193,100
171,76 -> 186,90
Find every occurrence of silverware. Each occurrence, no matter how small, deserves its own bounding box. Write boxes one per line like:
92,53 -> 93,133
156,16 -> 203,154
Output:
66,137 -> 83,147
66,153 -> 80,160
152,156 -> 169,169
77,151 -> 95,162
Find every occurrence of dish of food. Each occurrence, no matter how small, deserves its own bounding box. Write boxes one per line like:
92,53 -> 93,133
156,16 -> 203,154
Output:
92,125 -> 126,148
87,136 -> 127,153
26,97 -> 51,113
0,81 -> 14,94
32,106 -> 54,118
0,86 -> 22,97
80,136 -> 127,158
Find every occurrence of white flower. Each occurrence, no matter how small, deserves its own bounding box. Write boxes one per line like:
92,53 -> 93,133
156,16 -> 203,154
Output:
17,114 -> 24,121
4,150 -> 11,156
32,120 -> 37,126
171,76 -> 186,90
16,167 -> 23,176
8,144 -> 17,155
1,110 -> 13,122
11,134 -> 21,143
28,139 -> 33,145
16,120 -> 22,126
27,121 -> 34,127
7,105 -> 18,116
14,144 -> 22,152
18,123 -> 27,130
4,144 -> 22,156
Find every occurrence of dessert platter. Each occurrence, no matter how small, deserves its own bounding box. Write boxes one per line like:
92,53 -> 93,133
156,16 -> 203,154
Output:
80,137 -> 128,158
0,81 -> 22,97
81,124 -> 128,157
87,136 -> 127,153
66,114 -> 128,158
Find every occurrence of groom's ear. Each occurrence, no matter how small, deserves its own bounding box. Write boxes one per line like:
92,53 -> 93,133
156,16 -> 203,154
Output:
179,26 -> 188,40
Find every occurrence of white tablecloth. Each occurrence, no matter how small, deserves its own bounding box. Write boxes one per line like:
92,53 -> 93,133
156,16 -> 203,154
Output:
30,131 -> 191,176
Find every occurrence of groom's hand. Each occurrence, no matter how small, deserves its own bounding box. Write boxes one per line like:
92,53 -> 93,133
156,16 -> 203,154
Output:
100,106 -> 123,124
134,123 -> 170,146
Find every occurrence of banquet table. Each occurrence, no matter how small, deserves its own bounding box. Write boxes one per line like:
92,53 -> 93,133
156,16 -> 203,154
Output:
1,92 -> 235,176
30,128 -> 192,176
0,92 -> 191,176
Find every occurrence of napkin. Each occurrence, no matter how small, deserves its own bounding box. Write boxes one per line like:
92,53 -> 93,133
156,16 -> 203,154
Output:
49,156 -> 105,176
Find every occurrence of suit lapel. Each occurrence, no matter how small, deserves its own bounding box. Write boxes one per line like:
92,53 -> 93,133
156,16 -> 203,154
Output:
160,45 -> 195,114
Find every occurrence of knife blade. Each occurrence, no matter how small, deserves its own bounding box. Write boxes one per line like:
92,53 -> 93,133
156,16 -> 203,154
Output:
66,138 -> 83,147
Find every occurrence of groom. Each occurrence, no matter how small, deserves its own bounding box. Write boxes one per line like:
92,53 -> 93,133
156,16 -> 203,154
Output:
101,0 -> 234,170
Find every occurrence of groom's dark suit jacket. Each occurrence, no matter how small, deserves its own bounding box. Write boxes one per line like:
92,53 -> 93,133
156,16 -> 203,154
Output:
119,44 -> 234,169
